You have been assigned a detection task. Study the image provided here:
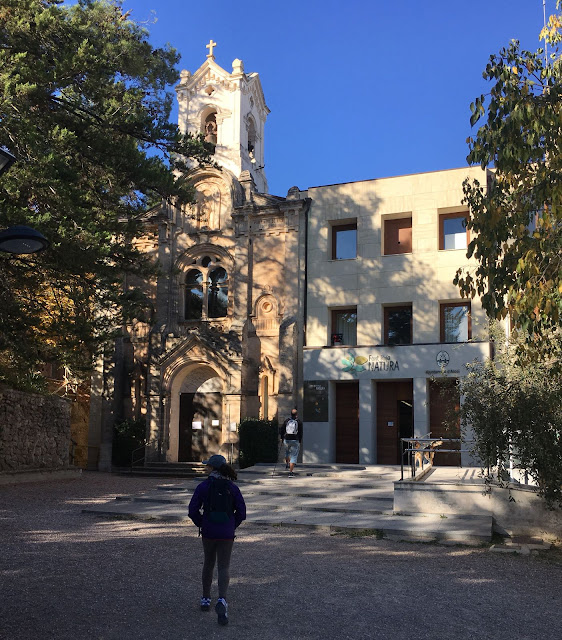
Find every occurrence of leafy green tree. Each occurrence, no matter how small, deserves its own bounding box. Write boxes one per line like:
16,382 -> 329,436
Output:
0,0 -> 212,386
459,324 -> 562,508
455,16 -> 562,363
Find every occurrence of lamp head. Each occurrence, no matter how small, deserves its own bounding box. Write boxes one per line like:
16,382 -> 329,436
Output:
0,225 -> 50,254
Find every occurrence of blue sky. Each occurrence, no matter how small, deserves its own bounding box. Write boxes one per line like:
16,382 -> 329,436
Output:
122,0 -> 553,196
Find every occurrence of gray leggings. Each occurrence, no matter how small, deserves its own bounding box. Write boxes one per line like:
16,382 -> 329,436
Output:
201,538 -> 234,599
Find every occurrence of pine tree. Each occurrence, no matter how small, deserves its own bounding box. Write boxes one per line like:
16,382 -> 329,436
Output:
0,0 -> 212,386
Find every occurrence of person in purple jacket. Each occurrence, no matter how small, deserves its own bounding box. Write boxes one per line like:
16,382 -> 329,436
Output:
188,454 -> 246,626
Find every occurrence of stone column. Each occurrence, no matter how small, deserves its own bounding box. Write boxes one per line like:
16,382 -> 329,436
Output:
358,378 -> 374,464
413,377 -> 429,438
87,354 -> 104,470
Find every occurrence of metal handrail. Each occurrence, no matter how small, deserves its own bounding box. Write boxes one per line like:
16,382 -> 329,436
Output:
400,437 -> 474,480
69,438 -> 77,466
130,439 -> 159,471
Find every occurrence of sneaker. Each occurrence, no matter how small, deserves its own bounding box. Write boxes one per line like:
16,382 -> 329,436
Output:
215,598 -> 228,625
288,472 -> 294,478
200,597 -> 211,612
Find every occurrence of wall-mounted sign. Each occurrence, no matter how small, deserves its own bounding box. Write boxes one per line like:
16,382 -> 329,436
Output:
340,351 -> 399,375
436,351 -> 450,367
304,381 -> 329,422
229,422 -> 237,432
211,419 -> 220,426
192,421 -> 202,430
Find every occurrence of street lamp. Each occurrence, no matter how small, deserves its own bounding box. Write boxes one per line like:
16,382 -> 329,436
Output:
0,225 -> 50,254
0,147 -> 49,254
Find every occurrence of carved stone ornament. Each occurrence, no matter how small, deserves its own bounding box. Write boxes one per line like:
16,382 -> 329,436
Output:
192,179 -> 229,230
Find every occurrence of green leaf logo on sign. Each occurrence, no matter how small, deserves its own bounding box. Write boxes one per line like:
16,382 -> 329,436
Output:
341,352 -> 368,375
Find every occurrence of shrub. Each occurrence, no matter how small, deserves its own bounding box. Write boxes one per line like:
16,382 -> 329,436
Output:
238,417 -> 279,469
112,418 -> 147,467
458,324 -> 562,508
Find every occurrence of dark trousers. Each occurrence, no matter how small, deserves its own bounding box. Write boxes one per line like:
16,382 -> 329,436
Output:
201,538 -> 234,599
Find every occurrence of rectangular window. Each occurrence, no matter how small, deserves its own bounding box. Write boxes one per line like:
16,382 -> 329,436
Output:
526,210 -> 540,235
384,305 -> 412,345
383,217 -> 412,255
439,213 -> 468,250
441,302 -> 471,342
332,223 -> 357,260
331,308 -> 357,346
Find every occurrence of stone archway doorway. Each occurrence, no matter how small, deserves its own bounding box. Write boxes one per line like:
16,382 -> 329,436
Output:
177,369 -> 223,462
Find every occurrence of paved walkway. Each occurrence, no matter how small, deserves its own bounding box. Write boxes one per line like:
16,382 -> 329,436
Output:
1,472 -> 561,640
83,464 -> 492,545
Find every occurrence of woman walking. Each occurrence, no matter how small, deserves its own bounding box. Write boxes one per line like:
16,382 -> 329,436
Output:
188,454 -> 246,626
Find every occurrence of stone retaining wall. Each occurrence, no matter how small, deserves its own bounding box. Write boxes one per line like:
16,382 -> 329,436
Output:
0,387 -> 71,472
394,479 -> 562,542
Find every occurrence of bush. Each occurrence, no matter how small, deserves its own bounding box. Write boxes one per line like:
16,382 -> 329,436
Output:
238,417 -> 279,469
458,324 -> 562,508
112,418 -> 147,467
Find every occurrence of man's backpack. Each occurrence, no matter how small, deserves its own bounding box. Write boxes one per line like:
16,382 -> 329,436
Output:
204,477 -> 234,523
285,418 -> 299,436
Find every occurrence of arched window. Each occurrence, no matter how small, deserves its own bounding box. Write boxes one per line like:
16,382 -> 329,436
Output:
247,119 -> 256,158
185,269 -> 204,319
183,259 -> 229,321
208,267 -> 228,318
204,112 -> 217,145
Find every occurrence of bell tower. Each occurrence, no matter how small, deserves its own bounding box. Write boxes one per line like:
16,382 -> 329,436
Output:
176,40 -> 269,193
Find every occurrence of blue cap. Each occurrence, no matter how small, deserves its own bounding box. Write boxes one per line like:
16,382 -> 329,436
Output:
202,454 -> 226,469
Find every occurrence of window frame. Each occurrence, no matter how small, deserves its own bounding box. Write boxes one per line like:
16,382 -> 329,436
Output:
331,222 -> 357,260
439,212 -> 469,251
383,304 -> 413,345
183,256 -> 229,322
331,307 -> 358,346
383,217 -> 412,256
440,302 -> 471,343
184,268 -> 205,320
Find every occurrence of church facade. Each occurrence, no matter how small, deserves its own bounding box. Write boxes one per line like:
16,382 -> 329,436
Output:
88,44 -> 493,470
88,45 -> 309,470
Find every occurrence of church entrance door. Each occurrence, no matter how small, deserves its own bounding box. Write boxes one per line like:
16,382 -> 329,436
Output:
178,392 -> 222,462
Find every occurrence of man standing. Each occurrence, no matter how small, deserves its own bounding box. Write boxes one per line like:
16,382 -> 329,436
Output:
280,409 -> 303,477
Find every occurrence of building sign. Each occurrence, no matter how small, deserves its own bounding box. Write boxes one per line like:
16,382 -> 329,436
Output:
340,351 -> 399,376
436,351 -> 450,367
368,354 -> 399,372
425,350 -> 460,375
304,381 -> 329,422
304,341 -> 490,381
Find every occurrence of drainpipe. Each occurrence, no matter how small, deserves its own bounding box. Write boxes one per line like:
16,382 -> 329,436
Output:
303,198 -> 311,347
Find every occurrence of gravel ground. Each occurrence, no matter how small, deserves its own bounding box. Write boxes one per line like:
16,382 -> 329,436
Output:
1,472 -> 561,640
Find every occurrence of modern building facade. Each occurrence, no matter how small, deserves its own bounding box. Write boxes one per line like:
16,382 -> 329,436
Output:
295,170 -> 492,465
88,45 -> 493,469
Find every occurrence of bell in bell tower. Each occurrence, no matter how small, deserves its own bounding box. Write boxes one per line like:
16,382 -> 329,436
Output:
176,41 -> 269,193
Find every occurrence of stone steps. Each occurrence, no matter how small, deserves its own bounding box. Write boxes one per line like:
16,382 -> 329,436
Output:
116,462 -> 208,479
115,490 -> 395,514
82,464 -> 493,545
82,499 -> 491,544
